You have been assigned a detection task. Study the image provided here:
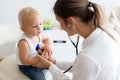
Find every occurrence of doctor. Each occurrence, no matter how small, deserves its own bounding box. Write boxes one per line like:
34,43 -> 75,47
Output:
34,0 -> 120,80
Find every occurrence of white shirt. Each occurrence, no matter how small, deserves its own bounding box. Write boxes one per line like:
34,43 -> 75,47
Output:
49,28 -> 120,80
16,33 -> 42,65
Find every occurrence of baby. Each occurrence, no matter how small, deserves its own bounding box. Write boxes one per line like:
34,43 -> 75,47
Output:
16,7 -> 52,80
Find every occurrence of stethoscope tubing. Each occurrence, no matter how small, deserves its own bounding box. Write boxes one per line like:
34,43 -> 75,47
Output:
63,35 -> 79,73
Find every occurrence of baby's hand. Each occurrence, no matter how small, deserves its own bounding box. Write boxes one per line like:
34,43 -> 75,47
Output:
37,47 -> 44,55
41,51 -> 49,59
40,46 -> 52,57
44,47 -> 52,56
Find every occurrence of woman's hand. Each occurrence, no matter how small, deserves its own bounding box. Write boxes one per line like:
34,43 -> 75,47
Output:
33,55 -> 53,68
48,56 -> 56,64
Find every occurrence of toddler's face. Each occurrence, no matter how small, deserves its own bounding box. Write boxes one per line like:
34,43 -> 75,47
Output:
23,15 -> 43,37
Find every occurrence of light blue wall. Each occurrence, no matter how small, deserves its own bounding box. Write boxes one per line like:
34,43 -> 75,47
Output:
0,0 -> 56,24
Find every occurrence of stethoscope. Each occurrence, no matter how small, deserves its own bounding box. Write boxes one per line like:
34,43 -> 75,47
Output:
63,35 -> 79,73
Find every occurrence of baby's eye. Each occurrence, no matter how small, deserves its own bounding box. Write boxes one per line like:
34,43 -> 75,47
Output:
39,23 -> 42,25
32,25 -> 37,28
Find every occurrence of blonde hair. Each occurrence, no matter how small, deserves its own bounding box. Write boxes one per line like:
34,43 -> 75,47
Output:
18,7 -> 40,27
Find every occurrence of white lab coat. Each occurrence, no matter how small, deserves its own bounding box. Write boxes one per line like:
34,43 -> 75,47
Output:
49,28 -> 120,80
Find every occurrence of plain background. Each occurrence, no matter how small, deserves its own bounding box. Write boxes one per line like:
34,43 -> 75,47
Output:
0,0 -> 119,24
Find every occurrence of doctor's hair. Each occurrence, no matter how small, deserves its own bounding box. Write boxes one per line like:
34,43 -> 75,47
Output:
18,7 -> 40,27
53,0 -> 105,27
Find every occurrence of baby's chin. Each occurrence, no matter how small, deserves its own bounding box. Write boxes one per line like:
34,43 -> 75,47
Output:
37,33 -> 42,36
38,31 -> 42,34
37,33 -> 40,36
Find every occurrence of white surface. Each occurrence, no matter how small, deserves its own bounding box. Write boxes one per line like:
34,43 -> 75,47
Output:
0,24 -> 22,57
0,0 -> 120,24
0,53 -> 52,80
0,0 -> 57,24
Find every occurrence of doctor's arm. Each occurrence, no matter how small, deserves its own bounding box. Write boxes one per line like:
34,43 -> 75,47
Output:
34,55 -> 71,80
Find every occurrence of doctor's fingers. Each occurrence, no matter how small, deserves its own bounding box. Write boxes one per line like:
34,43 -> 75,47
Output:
36,55 -> 51,68
33,62 -> 44,68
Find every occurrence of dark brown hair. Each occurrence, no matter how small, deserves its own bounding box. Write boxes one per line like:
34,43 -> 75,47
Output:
53,0 -> 104,27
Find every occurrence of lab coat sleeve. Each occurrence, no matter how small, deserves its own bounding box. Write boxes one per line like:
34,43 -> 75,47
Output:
49,54 -> 98,80
49,64 -> 71,80
56,60 -> 73,72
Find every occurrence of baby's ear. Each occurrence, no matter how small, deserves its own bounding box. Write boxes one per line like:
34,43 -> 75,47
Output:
20,26 -> 25,31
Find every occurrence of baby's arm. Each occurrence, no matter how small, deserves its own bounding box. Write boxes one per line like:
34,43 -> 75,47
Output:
42,35 -> 52,56
42,35 -> 51,49
18,40 -> 39,65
